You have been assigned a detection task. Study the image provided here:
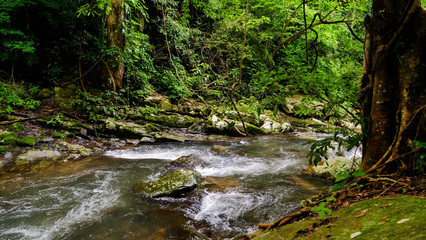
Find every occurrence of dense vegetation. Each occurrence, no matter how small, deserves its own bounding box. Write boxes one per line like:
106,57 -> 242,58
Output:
0,0 -> 424,176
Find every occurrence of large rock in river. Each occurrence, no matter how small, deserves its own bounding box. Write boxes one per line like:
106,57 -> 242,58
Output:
165,154 -> 205,172
133,169 -> 202,198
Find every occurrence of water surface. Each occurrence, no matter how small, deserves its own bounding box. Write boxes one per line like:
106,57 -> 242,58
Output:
0,135 -> 332,239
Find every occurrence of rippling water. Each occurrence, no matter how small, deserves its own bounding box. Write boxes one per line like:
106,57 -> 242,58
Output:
0,135 -> 333,239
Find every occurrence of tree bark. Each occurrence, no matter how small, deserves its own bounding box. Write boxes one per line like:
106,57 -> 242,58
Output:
106,0 -> 125,89
360,0 -> 426,175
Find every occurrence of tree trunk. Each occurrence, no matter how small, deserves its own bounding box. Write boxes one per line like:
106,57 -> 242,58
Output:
360,0 -> 426,175
106,0 -> 125,89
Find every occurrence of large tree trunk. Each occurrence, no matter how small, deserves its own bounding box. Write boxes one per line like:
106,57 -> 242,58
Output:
360,0 -> 426,175
106,0 -> 125,89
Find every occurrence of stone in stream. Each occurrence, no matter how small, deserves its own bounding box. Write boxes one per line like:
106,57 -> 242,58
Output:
210,145 -> 229,155
133,169 -> 202,198
165,154 -> 205,172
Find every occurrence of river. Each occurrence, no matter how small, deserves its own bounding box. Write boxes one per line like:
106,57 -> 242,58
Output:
0,135 -> 333,239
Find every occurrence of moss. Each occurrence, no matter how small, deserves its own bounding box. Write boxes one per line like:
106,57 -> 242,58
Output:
0,132 -> 18,145
52,132 -> 67,138
17,136 -> 38,146
251,195 -> 426,240
9,122 -> 24,132
133,169 -> 202,198
0,145 -> 9,153
30,160 -> 52,171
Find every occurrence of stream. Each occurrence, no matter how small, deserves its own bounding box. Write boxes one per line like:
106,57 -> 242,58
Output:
0,135 -> 333,239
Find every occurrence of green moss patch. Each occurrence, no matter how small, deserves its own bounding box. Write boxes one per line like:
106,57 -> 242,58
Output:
17,136 -> 38,146
250,195 -> 426,240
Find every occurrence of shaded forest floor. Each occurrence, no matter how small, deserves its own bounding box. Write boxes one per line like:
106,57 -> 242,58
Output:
241,176 -> 426,239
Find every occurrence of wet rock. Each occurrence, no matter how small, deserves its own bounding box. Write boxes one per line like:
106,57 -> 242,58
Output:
143,113 -> 197,128
154,132 -> 186,142
55,141 -> 92,156
210,145 -> 229,155
166,154 -> 205,171
16,150 -> 62,165
133,169 -> 202,198
203,176 -> 241,192
126,139 -> 140,145
303,157 -> 361,180
105,118 -> 154,138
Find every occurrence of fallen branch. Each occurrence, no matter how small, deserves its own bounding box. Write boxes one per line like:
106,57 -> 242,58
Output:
0,117 -> 40,125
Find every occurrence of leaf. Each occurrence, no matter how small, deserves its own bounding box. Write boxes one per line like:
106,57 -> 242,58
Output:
352,171 -> 366,177
326,197 -> 337,202
335,172 -> 351,182
355,209 -> 368,218
331,182 -> 346,191
273,103 -> 279,117
318,211 -> 326,220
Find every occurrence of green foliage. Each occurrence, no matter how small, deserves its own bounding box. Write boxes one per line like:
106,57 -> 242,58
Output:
0,82 -> 40,114
412,140 -> 426,171
312,197 -> 336,220
47,114 -> 63,127
331,167 -> 366,191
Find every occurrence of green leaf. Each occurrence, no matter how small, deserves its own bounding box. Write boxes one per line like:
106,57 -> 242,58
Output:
273,104 -> 279,117
335,172 -> 351,182
318,211 -> 325,220
331,182 -> 346,191
352,171 -> 366,177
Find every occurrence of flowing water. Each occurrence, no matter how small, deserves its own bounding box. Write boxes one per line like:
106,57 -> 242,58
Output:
0,135 -> 333,239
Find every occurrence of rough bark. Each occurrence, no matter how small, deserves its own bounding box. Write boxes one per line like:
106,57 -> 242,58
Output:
360,0 -> 426,175
106,0 -> 125,89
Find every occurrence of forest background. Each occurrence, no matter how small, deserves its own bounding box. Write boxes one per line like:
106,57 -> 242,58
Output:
0,0 -> 425,176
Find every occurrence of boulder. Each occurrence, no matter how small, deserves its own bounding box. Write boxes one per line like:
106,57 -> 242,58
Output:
210,145 -> 229,155
165,154 -> 205,171
16,150 -> 62,166
55,141 -> 92,156
260,119 -> 293,134
143,113 -> 197,128
133,169 -> 202,198
154,132 -> 186,142
303,157 -> 361,180
105,118 -> 154,138
205,115 -> 265,136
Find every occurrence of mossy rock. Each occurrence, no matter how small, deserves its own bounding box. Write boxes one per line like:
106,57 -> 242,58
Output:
303,157 -> 361,180
154,132 -> 186,142
249,195 -> 426,240
210,145 -> 229,155
37,88 -> 52,99
0,132 -> 18,145
17,136 -> 38,146
166,154 -> 205,171
105,118 -> 154,138
52,132 -> 67,138
133,169 -> 202,198
143,114 -> 197,128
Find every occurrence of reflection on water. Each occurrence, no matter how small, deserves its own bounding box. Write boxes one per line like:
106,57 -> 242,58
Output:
0,135 -> 333,239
